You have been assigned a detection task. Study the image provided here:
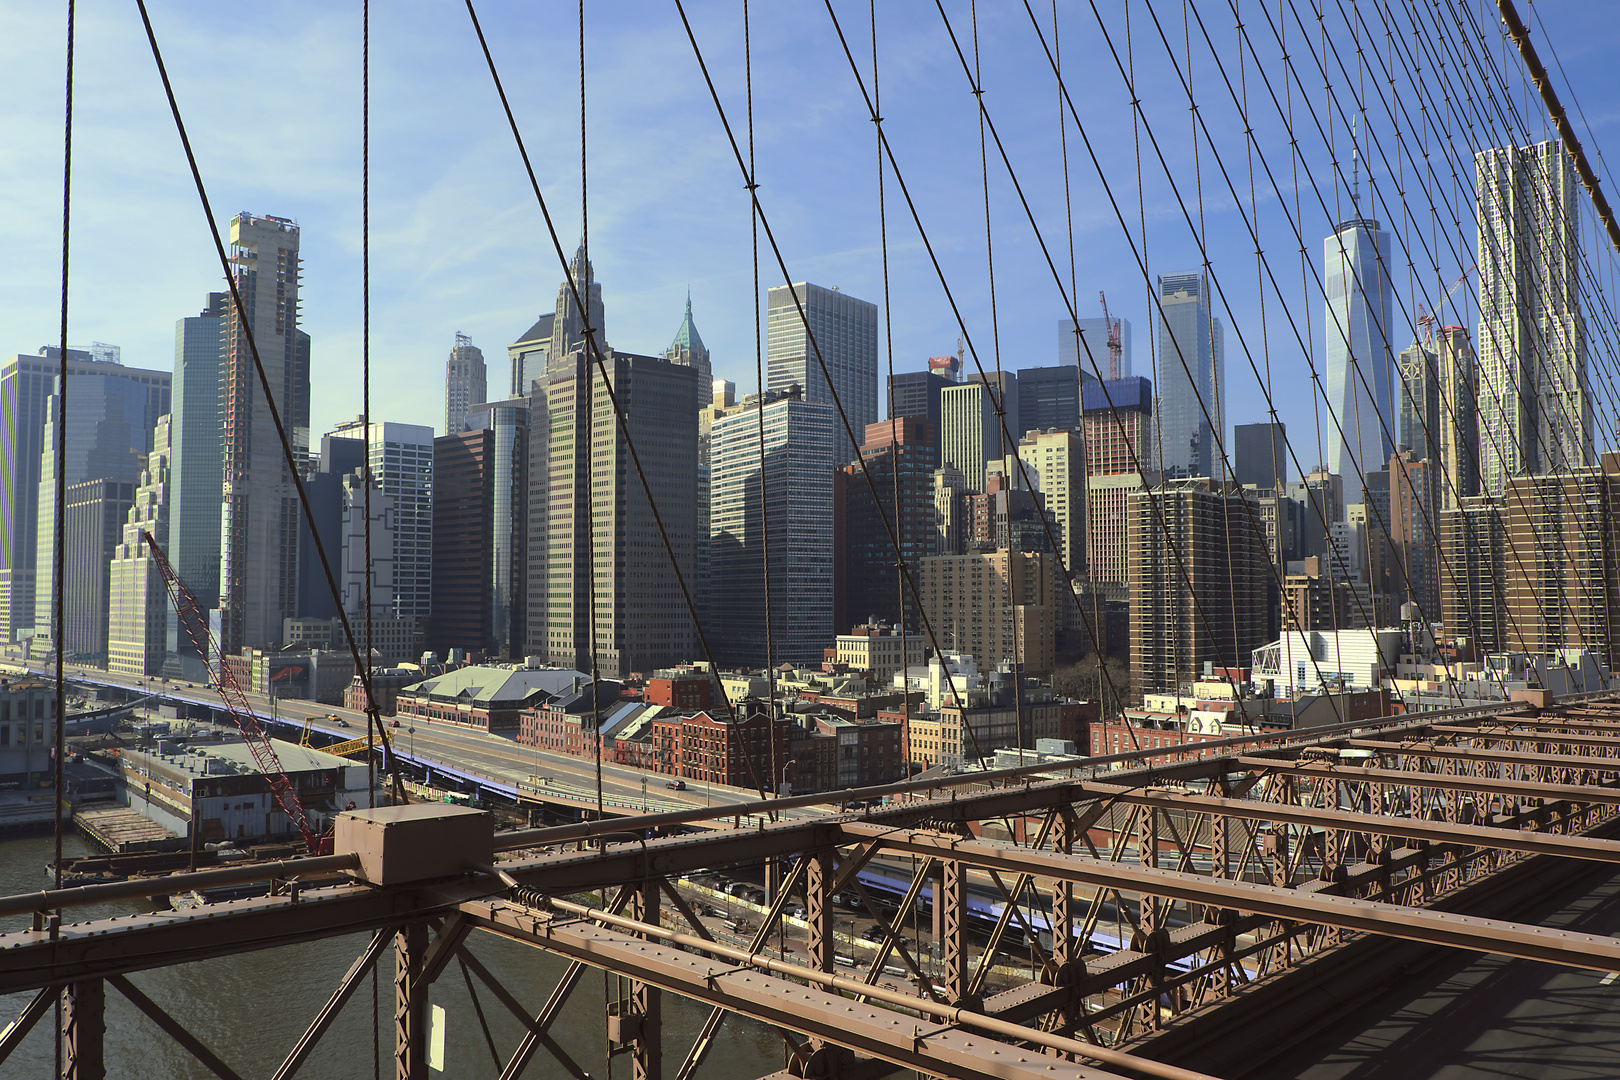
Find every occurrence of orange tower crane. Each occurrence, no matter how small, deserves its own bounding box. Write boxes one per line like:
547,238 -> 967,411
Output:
142,530 -> 329,854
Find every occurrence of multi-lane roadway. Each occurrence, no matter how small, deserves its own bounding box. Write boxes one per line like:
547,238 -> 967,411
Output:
41,660 -> 825,821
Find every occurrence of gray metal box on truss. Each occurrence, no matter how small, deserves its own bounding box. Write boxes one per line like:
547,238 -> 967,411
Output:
335,803 -> 494,886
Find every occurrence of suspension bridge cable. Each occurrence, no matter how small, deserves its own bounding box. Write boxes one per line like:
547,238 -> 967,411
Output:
131,0 -> 403,805
461,0 -> 772,802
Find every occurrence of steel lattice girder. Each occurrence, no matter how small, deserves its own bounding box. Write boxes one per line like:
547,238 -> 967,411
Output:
461,899 -> 1133,1080
834,822 -> 1620,972
1232,756 -> 1620,804
1075,782 -> 1620,863
1338,738 -> 1620,773
0,884 -> 452,997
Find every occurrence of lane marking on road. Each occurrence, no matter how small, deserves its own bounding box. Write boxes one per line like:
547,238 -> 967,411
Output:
1599,972 -> 1617,986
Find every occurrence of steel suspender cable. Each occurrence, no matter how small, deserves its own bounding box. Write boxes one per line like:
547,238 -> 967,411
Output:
132,0 -> 405,807
53,4 -> 73,1074
362,0 -> 376,813
577,0 -> 606,825
461,0 -> 772,802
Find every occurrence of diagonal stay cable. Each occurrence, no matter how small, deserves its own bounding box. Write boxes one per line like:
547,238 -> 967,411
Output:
131,0 -> 404,805
460,0 -> 772,801
671,0 -> 994,767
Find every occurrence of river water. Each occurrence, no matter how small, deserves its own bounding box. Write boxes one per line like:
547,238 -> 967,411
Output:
0,833 -> 787,1079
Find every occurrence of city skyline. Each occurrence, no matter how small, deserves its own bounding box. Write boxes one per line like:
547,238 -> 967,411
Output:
11,4 -> 1617,461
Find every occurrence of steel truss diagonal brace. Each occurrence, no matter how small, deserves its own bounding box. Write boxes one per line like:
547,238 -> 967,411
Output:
836,823 -> 1620,972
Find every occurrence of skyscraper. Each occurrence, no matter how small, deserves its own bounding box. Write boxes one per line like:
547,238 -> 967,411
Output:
1061,316 -> 1132,379
890,369 -> 950,429
940,381 -> 1002,492
1155,273 -> 1224,480
1476,139 -> 1589,495
1435,327 -> 1480,510
430,427 -> 494,657
0,346 -> 168,645
663,293 -> 712,409
1082,377 -> 1155,476
444,332 -> 486,435
164,293 -> 228,679
1129,479 -> 1269,693
108,415 -> 174,676
843,418 -> 938,630
507,314 -> 554,399
32,358 -> 171,641
1016,365 -> 1084,437
464,398 -> 528,661
218,213 -> 309,654
538,349 -> 700,676
710,388 -> 836,666
1233,422 -> 1289,491
1323,211 -> 1394,490
293,435 -> 366,622
327,420 -> 435,628
766,282 -> 878,464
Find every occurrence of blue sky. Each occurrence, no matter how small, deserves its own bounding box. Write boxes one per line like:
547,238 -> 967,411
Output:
4,0 -> 1619,471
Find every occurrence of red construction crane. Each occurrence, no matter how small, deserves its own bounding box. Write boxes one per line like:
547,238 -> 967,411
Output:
142,531 -> 328,854
1098,291 -> 1122,380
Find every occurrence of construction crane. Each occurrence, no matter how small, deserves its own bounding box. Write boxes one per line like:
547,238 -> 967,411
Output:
1098,291 -> 1123,380
142,531 -> 329,854
1417,265 -> 1476,345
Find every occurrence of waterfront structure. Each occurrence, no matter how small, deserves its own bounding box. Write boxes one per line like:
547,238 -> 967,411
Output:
0,347 -> 168,645
766,282 -> 877,464
430,428 -> 493,658
940,381 -> 1002,492
31,356 -> 170,644
1155,273 -> 1224,480
462,399 -> 529,661
164,293 -> 229,680
218,213 -> 310,655
395,664 -> 592,732
1323,208 -> 1395,487
843,418 -> 938,629
444,332 -> 486,436
327,419 -> 435,627
710,388 -> 836,667
108,416 -> 175,676
1082,377 -> 1154,476
0,677 -> 55,787
1234,422 -> 1288,490
537,350 -> 699,676
917,549 -> 1057,675
663,293 -> 712,409
1129,478 -> 1270,693
1016,365 -> 1082,437
1477,140 -> 1590,495
507,313 -> 553,398
1062,316 -> 1133,379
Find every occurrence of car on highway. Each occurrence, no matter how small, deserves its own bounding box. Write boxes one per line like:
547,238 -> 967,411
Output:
333,718 -> 349,728
389,719 -> 400,728
665,779 -> 687,790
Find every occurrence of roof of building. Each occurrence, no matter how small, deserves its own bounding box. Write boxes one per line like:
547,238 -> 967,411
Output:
515,312 -> 555,347
668,293 -> 706,355
403,665 -> 590,706
131,738 -> 356,780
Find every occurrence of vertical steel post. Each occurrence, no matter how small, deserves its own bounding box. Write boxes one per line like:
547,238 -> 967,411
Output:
62,980 -> 105,1080
941,858 -> 966,1004
807,849 -> 835,974
395,923 -> 427,1080
632,879 -> 662,1080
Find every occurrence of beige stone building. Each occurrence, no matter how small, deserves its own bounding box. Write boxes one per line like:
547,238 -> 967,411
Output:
917,549 -> 1056,675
